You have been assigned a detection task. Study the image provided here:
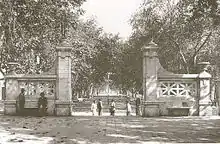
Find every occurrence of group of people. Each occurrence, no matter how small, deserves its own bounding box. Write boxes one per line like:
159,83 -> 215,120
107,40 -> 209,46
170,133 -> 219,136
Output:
91,99 -> 104,116
91,99 -> 133,116
16,88 -> 142,117
16,88 -> 48,116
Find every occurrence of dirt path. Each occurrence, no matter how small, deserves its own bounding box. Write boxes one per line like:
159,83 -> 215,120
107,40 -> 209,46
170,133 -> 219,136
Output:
0,115 -> 220,143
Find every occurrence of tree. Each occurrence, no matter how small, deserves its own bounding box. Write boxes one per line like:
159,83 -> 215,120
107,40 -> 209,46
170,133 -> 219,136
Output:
130,0 -> 220,74
64,17 -> 123,97
0,0 -> 85,74
69,18 -> 104,97
112,41 -> 142,95
112,0 -> 220,92
0,0 -> 123,97
189,0 -> 220,25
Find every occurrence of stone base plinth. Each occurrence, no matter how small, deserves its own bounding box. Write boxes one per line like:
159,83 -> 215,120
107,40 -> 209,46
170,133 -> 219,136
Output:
199,104 -> 212,116
167,107 -> 190,116
55,101 -> 72,116
4,100 -> 16,115
142,102 -> 160,117
24,100 -> 55,116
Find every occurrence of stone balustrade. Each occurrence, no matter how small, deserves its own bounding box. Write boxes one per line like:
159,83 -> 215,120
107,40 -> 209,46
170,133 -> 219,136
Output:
4,41 -> 73,116
142,41 -> 214,117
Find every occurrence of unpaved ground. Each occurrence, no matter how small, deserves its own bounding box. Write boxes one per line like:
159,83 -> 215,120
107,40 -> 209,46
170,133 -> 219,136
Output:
0,115 -> 220,144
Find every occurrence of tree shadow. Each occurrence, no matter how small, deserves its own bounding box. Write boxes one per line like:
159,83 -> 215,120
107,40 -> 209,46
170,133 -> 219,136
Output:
0,115 -> 219,143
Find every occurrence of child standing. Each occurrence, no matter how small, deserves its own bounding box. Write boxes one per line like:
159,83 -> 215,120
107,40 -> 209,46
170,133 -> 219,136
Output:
126,100 -> 132,116
91,100 -> 97,116
110,99 -> 116,116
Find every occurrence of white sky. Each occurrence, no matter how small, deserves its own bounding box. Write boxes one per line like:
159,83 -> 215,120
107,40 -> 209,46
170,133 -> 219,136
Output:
81,0 -> 143,39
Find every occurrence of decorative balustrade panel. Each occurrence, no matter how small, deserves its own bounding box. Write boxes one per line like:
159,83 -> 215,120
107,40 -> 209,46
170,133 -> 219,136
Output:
159,80 -> 197,98
19,80 -> 56,99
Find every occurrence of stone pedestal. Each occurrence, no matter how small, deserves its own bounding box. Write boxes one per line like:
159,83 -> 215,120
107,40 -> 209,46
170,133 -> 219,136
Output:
198,70 -> 212,116
55,101 -> 72,116
199,104 -> 212,116
55,42 -> 72,116
142,102 -> 160,117
142,41 -> 161,117
4,76 -> 19,115
212,105 -> 219,115
4,100 -> 16,115
167,107 -> 190,116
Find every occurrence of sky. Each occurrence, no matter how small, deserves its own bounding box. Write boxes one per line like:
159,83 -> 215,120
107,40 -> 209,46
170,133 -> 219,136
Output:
81,0 -> 143,39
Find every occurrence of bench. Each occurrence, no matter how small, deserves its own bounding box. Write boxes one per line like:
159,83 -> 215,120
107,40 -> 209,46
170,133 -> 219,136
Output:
23,100 -> 39,116
167,107 -> 190,116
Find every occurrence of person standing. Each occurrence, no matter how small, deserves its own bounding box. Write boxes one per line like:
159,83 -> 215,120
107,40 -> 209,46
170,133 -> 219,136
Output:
126,100 -> 132,116
110,99 -> 116,116
97,99 -> 103,116
16,88 -> 26,115
136,96 -> 141,116
38,92 -> 48,116
91,100 -> 97,116
126,101 -> 132,116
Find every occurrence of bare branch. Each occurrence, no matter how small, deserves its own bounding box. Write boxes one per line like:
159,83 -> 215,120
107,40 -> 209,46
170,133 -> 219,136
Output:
167,34 -> 189,73
191,31 -> 212,60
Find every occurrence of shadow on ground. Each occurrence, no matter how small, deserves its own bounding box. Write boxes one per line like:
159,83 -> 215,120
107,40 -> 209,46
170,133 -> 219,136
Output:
0,115 -> 220,143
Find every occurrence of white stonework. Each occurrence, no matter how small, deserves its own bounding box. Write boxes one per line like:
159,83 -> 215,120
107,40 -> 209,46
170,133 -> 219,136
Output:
142,41 -> 214,117
55,44 -> 72,116
4,41 -> 73,116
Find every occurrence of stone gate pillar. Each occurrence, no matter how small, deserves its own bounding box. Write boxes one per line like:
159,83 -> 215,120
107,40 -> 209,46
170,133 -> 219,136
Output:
142,41 -> 161,116
55,42 -> 72,116
198,65 -> 212,116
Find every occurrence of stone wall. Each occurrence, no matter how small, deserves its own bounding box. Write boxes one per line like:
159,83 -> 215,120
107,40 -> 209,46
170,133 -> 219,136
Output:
4,42 -> 73,116
142,41 -> 214,117
157,75 -> 199,116
4,75 -> 56,115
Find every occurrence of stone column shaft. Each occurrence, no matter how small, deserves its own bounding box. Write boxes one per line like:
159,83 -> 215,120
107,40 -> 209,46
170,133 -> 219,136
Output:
143,41 -> 159,101
142,41 -> 160,117
198,70 -> 212,116
55,44 -> 72,116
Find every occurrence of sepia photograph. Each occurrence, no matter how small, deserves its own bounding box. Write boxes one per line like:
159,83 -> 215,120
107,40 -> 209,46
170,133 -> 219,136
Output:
0,0 -> 220,143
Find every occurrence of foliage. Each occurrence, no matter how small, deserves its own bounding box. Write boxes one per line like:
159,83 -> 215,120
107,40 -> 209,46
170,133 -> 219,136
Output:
0,0 -> 85,73
129,0 -> 220,74
189,0 -> 220,25
0,0 -> 123,96
112,41 -> 142,94
70,19 -> 103,93
112,0 -> 220,92
68,19 -> 123,96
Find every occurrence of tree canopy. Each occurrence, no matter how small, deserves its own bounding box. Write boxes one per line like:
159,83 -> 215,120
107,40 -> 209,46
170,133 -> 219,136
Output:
2,0 -> 220,96
112,0 -> 220,92
0,0 -> 85,73
0,0 -> 124,97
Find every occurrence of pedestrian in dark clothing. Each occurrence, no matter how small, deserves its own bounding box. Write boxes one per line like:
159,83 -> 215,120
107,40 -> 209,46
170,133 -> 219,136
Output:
16,88 -> 25,115
97,99 -> 103,116
136,97 -> 141,116
38,92 -> 48,116
110,99 -> 116,116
